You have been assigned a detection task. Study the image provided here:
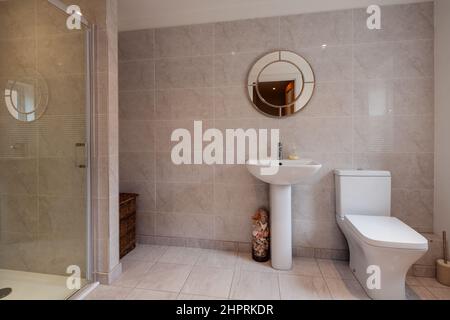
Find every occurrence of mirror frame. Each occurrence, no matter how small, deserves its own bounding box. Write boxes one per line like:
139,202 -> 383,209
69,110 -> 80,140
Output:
247,50 -> 315,118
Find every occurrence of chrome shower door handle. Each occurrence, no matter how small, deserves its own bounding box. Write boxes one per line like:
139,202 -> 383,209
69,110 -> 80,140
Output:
75,142 -> 87,168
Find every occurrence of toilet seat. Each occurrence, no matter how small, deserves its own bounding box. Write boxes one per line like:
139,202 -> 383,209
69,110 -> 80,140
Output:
344,215 -> 428,250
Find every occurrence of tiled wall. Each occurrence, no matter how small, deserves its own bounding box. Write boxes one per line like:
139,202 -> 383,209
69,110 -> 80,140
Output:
0,0 -> 120,281
118,3 -> 434,255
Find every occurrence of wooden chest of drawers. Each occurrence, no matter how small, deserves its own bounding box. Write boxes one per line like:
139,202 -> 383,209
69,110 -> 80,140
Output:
119,193 -> 138,259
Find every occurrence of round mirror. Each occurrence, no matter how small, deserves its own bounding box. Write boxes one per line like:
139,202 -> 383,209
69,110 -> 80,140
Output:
247,51 -> 315,118
4,71 -> 48,122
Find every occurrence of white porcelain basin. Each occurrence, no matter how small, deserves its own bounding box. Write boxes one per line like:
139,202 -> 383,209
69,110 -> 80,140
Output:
246,159 -> 322,185
246,158 -> 322,270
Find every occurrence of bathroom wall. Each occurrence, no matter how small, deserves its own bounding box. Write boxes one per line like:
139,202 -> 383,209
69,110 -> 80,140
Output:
118,2 -> 434,258
434,0 -> 450,237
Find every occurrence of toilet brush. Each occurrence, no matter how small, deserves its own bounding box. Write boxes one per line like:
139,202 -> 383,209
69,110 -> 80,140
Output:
436,231 -> 450,286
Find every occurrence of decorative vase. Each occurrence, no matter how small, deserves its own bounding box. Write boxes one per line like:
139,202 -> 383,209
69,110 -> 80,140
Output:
252,208 -> 270,262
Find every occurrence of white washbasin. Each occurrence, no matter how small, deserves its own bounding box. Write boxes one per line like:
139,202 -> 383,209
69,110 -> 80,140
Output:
246,159 -> 322,185
246,158 -> 322,270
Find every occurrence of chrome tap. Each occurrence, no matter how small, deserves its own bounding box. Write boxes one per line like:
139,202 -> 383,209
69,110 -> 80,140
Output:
278,142 -> 283,160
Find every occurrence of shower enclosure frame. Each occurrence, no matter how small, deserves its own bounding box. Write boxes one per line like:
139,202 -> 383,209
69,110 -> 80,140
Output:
47,0 -> 97,289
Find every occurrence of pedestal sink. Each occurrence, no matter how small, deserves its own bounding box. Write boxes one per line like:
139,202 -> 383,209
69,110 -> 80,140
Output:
246,159 -> 322,270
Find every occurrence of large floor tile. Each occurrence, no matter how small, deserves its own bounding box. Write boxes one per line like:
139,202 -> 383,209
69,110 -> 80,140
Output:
236,252 -> 276,273
230,270 -> 280,300
280,257 -> 322,277
85,285 -> 132,300
113,260 -> 153,288
136,262 -> 192,292
325,278 -> 369,300
178,293 -> 224,300
317,259 -> 355,280
406,285 -> 436,300
181,266 -> 234,298
425,286 -> 450,300
196,249 -> 238,268
279,274 -> 332,300
122,245 -> 168,262
158,246 -> 204,265
125,288 -> 178,300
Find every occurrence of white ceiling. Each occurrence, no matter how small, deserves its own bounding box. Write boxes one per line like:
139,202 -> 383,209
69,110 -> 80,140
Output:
118,0 -> 432,31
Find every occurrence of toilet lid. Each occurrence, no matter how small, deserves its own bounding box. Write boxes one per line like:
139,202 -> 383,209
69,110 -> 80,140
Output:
344,215 -> 428,250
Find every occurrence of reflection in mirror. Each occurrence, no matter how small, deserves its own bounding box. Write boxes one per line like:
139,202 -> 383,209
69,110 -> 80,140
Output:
247,51 -> 314,118
4,71 -> 48,122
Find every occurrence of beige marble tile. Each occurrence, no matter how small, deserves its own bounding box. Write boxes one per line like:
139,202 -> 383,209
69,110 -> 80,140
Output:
214,17 -> 279,54
299,82 -> 352,117
182,266 -> 234,298
156,56 -> 213,89
353,42 -> 395,80
214,184 -> 268,216
392,189 -> 433,232
406,285 -> 436,300
155,24 -> 213,58
122,244 -> 168,262
158,246 -> 204,265
0,195 -> 38,234
196,249 -> 238,269
279,257 -> 322,277
156,183 -> 214,214
214,52 -> 259,86
120,180 -> 156,212
45,75 -> 86,116
156,88 -> 214,120
425,287 -> 450,300
0,38 -> 35,78
235,252 -> 276,273
353,3 -> 434,43
394,40 -> 434,79
119,29 -> 154,61
119,152 -> 155,182
85,285 -> 132,300
318,259 -> 355,280
280,10 -> 352,48
214,164 -> 262,185
276,117 -> 353,154
37,33 -> 85,77
119,120 -> 154,152
126,288 -> 178,300
113,260 -> 153,288
155,153 -> 213,183
214,215 -> 252,243
279,274 -> 331,300
353,79 -> 434,116
155,213 -> 214,239
230,270 -> 280,300
38,158 -> 85,197
296,46 -> 353,82
136,262 -> 192,292
119,60 -> 155,91
136,213 -> 156,236
353,153 -> 434,190
293,220 -> 347,250
325,278 -> 369,300
119,90 -> 155,120
178,293 -> 224,300
0,0 -> 35,40
406,276 -> 423,286
214,86 -> 263,120
292,186 -> 335,221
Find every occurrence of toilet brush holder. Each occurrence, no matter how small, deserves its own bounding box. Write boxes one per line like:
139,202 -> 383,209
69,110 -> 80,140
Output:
436,231 -> 450,286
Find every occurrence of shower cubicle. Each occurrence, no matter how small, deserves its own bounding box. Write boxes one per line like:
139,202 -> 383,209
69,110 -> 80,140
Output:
0,0 -> 95,299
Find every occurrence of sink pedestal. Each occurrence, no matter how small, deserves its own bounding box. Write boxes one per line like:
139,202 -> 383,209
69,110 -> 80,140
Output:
270,184 -> 292,270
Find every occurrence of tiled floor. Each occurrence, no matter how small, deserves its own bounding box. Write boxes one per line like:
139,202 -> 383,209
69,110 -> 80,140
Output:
86,245 -> 450,300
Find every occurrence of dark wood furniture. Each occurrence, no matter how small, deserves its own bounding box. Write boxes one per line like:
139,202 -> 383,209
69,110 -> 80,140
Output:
119,193 -> 138,259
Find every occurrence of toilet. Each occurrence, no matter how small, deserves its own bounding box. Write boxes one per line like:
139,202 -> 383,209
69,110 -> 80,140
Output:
334,170 -> 428,300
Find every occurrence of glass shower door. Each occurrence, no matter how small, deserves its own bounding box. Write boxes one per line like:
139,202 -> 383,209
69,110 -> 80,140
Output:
0,0 -> 91,300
